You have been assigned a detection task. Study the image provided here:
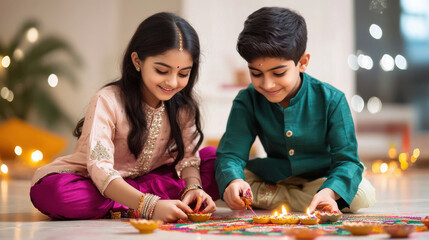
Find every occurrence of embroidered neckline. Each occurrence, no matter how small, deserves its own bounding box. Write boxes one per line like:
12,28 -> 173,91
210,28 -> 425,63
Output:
127,103 -> 165,178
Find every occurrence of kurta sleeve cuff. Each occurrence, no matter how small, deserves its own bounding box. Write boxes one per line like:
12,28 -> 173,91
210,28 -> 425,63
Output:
175,155 -> 201,179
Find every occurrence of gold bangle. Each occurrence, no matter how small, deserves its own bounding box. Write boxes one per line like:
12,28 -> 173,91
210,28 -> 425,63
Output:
180,184 -> 202,200
183,176 -> 202,185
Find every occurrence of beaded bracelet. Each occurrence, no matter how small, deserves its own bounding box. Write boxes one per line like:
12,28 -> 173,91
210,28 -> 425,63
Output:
136,194 -> 146,218
180,184 -> 203,200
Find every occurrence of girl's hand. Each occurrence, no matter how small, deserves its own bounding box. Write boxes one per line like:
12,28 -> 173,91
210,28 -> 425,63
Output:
151,199 -> 193,222
308,188 -> 340,213
181,189 -> 216,213
223,179 -> 252,210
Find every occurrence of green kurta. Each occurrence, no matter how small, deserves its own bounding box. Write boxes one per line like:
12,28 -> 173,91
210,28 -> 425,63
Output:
215,72 -> 363,208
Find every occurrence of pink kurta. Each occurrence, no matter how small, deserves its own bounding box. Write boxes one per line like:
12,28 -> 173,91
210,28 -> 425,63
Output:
31,85 -> 201,195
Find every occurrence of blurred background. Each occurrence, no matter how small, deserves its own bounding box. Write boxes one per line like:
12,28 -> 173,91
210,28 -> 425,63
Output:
0,0 -> 427,179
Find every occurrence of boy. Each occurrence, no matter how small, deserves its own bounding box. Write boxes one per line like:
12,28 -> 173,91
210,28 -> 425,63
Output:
215,7 -> 375,213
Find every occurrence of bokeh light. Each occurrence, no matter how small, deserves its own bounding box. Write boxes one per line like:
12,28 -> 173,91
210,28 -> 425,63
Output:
367,96 -> 382,114
1,56 -> 11,68
31,150 -> 43,162
380,163 -> 388,173
14,146 -> 23,156
48,74 -> 58,87
351,95 -> 365,113
369,24 -> 383,39
395,54 -> 408,70
13,49 -> 24,60
0,164 -> 8,174
348,54 -> 359,71
380,54 -> 395,71
358,54 -> 374,70
26,27 -> 39,43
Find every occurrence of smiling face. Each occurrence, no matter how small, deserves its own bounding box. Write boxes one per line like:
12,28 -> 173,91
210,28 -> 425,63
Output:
248,53 -> 310,108
131,49 -> 193,108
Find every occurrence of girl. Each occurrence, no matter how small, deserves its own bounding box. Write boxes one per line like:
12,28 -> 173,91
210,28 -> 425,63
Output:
30,12 -> 219,222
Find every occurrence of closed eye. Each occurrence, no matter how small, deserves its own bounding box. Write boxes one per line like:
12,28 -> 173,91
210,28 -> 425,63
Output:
178,72 -> 189,78
251,72 -> 262,77
273,71 -> 286,77
155,68 -> 167,74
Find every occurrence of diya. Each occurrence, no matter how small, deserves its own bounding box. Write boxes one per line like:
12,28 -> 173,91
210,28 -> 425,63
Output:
269,205 -> 289,224
252,215 -> 270,224
422,216 -> 429,228
342,221 -> 376,236
110,210 -> 121,219
129,219 -> 163,234
315,211 -> 342,223
286,215 -> 300,224
383,224 -> 415,238
285,228 -> 324,240
187,212 -> 212,222
299,208 -> 319,225
126,209 -> 136,218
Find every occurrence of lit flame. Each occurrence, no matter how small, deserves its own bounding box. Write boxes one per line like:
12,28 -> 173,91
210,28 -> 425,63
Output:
306,208 -> 314,217
273,211 -> 278,217
281,205 -> 288,216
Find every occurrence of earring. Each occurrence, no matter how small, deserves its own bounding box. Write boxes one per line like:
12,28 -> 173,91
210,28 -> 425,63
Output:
136,66 -> 140,72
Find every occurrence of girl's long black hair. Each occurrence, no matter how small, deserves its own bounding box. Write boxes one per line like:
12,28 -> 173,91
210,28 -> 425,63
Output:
73,12 -> 203,165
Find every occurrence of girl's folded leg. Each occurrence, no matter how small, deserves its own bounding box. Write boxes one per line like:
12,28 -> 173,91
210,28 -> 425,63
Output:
30,173 -> 115,219
198,146 -> 220,201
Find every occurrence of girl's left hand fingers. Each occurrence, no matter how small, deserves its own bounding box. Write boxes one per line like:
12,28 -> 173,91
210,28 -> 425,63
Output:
193,195 -> 204,212
181,194 -> 191,205
201,196 -> 216,213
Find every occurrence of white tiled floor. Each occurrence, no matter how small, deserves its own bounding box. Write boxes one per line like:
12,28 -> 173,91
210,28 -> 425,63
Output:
1,169 -> 429,240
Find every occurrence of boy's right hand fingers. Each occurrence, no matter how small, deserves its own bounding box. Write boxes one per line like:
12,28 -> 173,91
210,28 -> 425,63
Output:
224,185 -> 246,210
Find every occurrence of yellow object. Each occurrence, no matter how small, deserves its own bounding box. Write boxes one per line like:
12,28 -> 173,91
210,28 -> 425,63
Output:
0,118 -> 67,162
129,219 -> 163,234
187,213 -> 212,222
342,221 -> 376,236
252,215 -> 270,224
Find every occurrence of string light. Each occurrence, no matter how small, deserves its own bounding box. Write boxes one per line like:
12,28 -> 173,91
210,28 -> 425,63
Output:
26,27 -> 39,43
14,146 -> 22,156
0,164 -> 8,174
1,56 -> 11,68
48,74 -> 58,87
31,150 -> 43,162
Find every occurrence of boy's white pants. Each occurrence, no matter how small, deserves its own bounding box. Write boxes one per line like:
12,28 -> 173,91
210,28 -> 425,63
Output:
244,168 -> 376,213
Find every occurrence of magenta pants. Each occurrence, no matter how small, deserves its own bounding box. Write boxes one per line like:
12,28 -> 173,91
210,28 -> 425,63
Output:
30,146 -> 220,219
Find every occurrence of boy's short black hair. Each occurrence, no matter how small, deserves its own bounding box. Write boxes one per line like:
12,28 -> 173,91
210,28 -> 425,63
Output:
237,7 -> 307,65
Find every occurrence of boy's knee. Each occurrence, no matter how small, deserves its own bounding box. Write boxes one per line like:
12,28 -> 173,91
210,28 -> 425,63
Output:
346,178 -> 376,213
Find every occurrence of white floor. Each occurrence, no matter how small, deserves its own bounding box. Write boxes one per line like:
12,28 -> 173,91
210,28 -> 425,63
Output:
1,169 -> 429,240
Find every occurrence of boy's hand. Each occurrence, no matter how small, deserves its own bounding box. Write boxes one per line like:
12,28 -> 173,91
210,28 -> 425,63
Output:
181,189 -> 216,214
308,188 -> 340,213
223,179 -> 252,210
